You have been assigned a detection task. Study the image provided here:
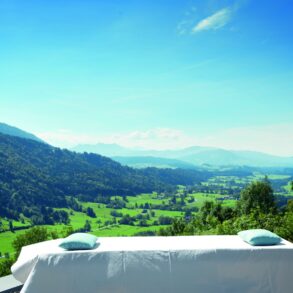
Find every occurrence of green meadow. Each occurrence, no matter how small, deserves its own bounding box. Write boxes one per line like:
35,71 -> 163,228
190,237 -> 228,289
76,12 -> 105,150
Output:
1,172 -> 292,258
0,192 -> 225,255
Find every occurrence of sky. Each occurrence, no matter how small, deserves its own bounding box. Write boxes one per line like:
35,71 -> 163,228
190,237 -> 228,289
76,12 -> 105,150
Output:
0,0 -> 292,156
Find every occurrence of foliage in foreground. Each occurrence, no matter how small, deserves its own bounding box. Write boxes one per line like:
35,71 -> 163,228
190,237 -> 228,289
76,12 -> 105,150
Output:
159,180 -> 293,242
0,226 -> 74,277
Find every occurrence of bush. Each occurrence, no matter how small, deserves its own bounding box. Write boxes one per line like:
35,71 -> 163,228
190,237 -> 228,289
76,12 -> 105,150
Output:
12,226 -> 48,259
0,258 -> 14,277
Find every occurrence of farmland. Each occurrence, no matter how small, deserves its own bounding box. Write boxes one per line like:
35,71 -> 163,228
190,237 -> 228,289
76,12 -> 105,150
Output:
0,171 -> 292,258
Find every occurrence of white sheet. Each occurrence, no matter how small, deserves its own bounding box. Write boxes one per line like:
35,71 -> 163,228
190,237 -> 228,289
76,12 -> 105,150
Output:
11,236 -> 293,293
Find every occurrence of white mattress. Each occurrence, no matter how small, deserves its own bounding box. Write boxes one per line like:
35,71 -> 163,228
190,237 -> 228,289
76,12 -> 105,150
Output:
11,235 -> 293,293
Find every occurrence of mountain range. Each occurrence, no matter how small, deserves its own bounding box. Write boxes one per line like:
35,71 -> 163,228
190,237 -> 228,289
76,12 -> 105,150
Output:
1,122 -> 292,168
72,143 -> 293,168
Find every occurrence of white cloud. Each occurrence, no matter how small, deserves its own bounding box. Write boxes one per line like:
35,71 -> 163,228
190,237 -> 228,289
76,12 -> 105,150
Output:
37,124 -> 293,157
178,0 -> 248,35
192,7 -> 232,33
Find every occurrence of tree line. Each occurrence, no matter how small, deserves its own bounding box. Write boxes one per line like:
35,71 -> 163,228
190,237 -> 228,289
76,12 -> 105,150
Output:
158,178 -> 293,242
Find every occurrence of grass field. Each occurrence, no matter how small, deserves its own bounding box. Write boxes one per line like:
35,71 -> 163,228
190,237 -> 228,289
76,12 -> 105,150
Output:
126,193 -> 166,207
0,230 -> 26,255
187,192 -> 228,207
0,218 -> 31,231
0,191 -> 231,256
1,174 -> 292,258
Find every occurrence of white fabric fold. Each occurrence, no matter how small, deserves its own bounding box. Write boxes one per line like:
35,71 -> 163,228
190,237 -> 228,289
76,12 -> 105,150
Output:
11,236 -> 293,293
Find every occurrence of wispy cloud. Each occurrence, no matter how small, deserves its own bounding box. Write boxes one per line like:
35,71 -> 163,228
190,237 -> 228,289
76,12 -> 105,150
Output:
177,0 -> 247,35
192,7 -> 232,33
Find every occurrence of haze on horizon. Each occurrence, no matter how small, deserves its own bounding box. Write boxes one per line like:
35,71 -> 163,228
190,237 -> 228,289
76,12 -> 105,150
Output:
0,0 -> 292,156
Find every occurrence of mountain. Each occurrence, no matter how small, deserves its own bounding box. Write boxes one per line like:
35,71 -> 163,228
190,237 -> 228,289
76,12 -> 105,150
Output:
0,122 -> 44,143
113,156 -> 197,169
230,150 -> 293,167
72,143 -> 293,168
72,143 -> 135,157
0,133 -> 208,222
72,143 -> 213,158
180,149 -> 293,167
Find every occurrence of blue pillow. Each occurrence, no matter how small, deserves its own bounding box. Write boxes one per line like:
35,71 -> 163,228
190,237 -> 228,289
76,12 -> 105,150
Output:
59,233 -> 98,250
238,229 -> 281,246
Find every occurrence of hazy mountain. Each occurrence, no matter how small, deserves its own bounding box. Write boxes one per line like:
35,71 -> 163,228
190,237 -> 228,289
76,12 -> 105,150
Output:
180,149 -> 293,167
230,150 -> 293,167
72,143 -> 293,168
71,143 -> 134,157
113,156 -> 197,169
72,143 -> 213,158
0,122 -> 44,143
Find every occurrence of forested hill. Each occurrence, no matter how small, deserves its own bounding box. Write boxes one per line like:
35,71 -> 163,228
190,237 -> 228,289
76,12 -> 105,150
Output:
0,122 -> 44,143
0,133 -> 208,220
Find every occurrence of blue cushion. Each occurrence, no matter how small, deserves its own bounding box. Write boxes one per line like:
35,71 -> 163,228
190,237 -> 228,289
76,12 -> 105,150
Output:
59,233 -> 98,250
238,229 -> 281,246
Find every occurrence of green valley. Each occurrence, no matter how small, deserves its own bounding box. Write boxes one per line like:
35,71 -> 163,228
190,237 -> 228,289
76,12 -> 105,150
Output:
0,130 -> 292,278
1,169 -> 292,258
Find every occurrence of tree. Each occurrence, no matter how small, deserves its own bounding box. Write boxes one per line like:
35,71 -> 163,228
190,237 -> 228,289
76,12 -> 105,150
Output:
110,210 -> 123,217
52,210 -> 70,224
119,214 -> 134,225
237,178 -> 276,214
12,226 -> 48,258
59,210 -> 70,224
0,259 -> 14,277
138,219 -> 148,227
286,199 -> 293,213
158,216 -> 173,225
83,220 -> 91,232
199,201 -> 215,224
170,218 -> 186,235
86,207 -> 96,218
9,220 -> 14,233
170,196 -> 177,205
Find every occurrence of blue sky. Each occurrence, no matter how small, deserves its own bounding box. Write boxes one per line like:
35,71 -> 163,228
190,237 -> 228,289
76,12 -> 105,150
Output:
0,0 -> 292,155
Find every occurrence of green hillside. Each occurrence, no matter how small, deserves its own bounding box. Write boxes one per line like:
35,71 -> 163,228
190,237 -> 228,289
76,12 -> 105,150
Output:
0,133 -> 208,223
0,122 -> 44,143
